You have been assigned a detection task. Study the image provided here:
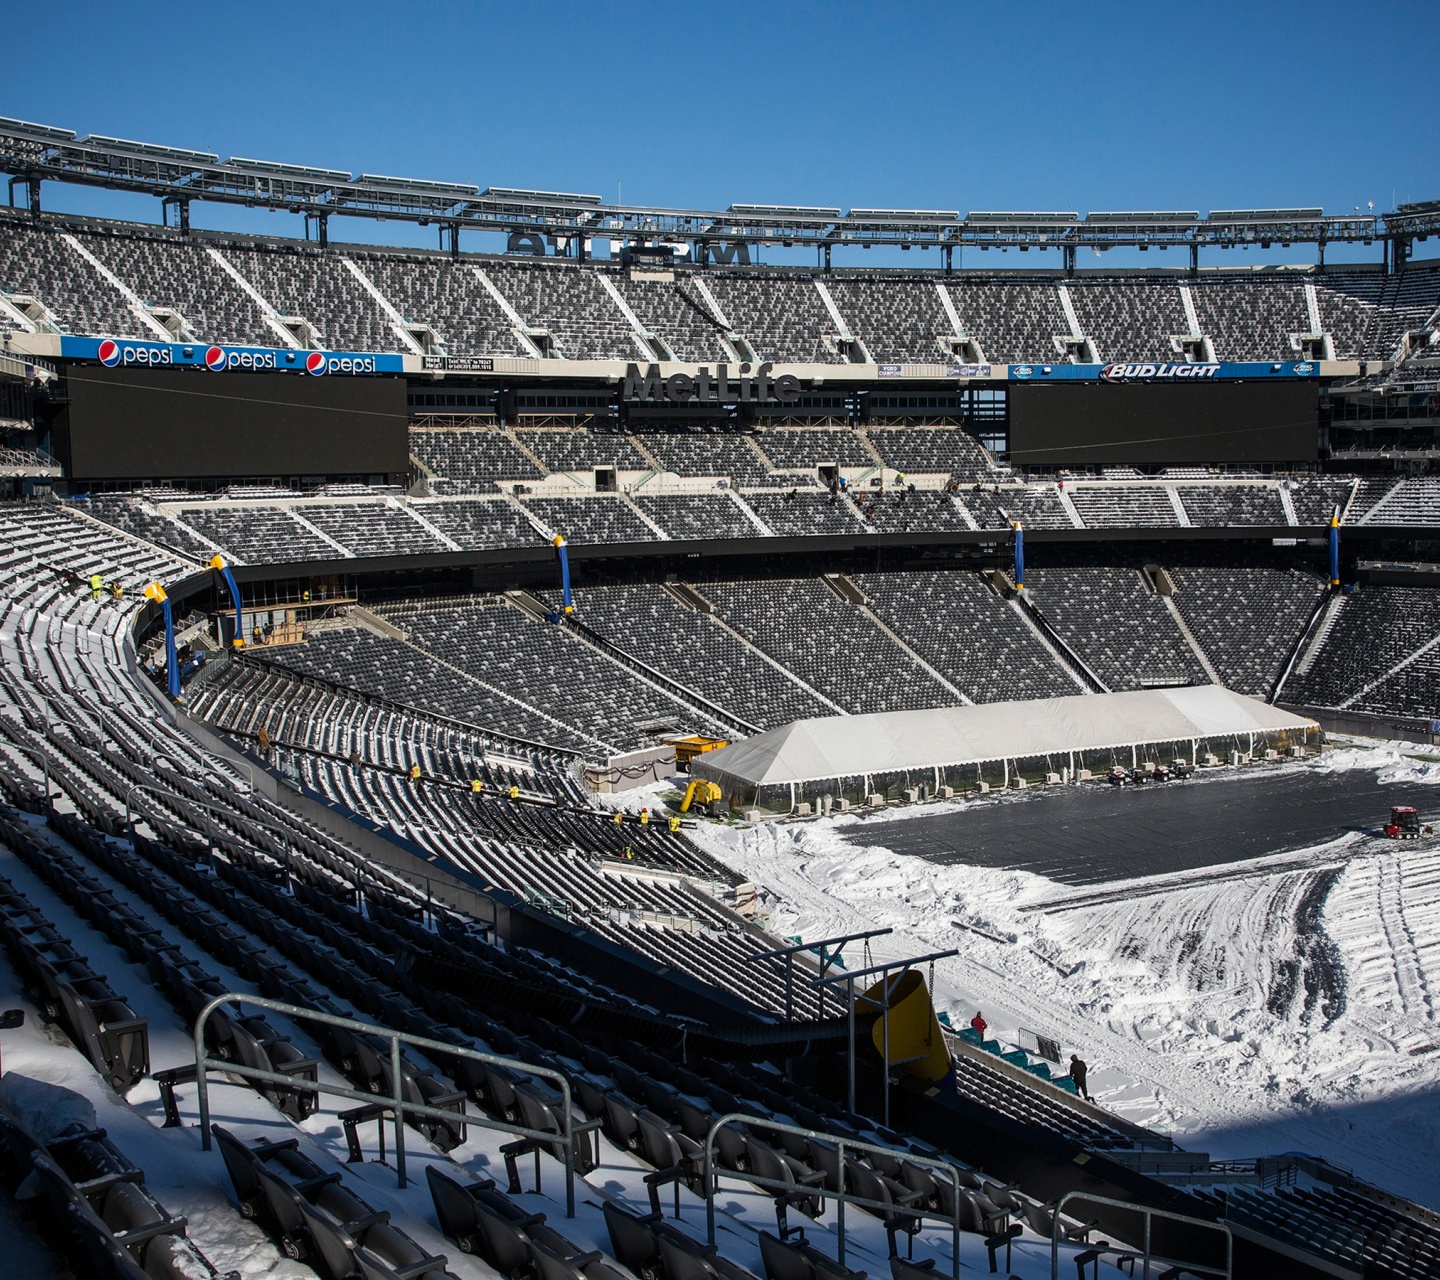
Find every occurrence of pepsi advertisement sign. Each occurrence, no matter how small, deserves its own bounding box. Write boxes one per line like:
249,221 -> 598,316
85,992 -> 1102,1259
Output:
70,337 -> 403,375
1007,360 -> 1320,382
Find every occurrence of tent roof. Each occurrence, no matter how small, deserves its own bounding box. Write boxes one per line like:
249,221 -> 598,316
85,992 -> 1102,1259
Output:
692,687 -> 1315,788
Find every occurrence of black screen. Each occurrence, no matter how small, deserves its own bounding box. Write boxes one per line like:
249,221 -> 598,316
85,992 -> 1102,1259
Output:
60,367 -> 408,480
1008,381 -> 1318,465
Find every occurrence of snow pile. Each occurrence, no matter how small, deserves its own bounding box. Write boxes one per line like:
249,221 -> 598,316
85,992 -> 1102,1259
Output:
690,748 -> 1440,1209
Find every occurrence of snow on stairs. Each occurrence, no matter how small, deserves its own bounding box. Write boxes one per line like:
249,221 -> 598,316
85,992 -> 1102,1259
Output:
1291,594 -> 1346,680
821,573 -> 973,705
681,582 -> 846,714
1010,595 -> 1103,694
1153,572 -> 1222,685
1337,629 -> 1440,711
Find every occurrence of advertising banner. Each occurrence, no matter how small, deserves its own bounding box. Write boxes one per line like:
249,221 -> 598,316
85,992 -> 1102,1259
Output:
1007,361 -> 1319,382
60,336 -> 405,376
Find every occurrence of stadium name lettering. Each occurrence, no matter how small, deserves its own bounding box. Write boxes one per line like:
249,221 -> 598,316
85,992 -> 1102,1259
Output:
623,362 -> 802,404
1100,362 -> 1220,382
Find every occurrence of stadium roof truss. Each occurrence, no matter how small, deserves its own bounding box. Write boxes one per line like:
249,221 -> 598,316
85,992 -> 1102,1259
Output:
1,117 -> 1436,270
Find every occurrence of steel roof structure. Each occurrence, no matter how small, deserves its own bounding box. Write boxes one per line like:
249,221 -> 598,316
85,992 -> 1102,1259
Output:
1,116 -> 1436,270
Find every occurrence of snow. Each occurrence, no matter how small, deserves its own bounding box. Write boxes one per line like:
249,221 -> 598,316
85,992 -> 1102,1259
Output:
689,742 -> 1440,1209
0,815 -> 1080,1279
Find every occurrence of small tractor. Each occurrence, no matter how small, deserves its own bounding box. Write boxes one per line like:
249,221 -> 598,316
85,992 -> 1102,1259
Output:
1384,806 -> 1422,840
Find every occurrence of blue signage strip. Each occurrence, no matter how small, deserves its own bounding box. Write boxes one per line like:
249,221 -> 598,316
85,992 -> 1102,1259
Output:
1007,361 -> 1320,382
60,336 -> 405,376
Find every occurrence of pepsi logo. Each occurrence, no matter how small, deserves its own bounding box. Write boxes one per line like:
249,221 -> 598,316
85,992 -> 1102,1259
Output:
305,351 -> 327,375
98,339 -> 120,367
204,346 -> 227,370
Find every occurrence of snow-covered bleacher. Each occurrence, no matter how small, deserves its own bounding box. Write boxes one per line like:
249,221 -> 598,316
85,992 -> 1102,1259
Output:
700,578 -> 957,714
4,209 -> 1440,365
1282,584 -> 1440,713
2,493 -> 1438,1280
1168,562 -> 1327,697
411,428 -> 544,493
859,570 -> 1079,702
1024,565 -> 1208,691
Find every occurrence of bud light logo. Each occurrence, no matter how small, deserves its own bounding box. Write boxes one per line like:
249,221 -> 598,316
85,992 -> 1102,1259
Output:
305,351 -> 327,375
98,339 -> 121,367
1101,362 -> 1219,382
1011,365 -> 1034,379
204,345 -> 227,370
1293,362 -> 1315,375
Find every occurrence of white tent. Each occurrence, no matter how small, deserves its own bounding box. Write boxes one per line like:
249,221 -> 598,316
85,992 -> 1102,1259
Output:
693,687 -> 1316,793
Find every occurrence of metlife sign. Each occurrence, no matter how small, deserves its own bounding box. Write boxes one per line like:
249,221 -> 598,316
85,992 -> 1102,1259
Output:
62,336 -> 404,375
1008,361 -> 1320,382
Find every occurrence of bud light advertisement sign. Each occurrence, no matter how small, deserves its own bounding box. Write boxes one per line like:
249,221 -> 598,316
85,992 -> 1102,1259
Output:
68,337 -> 404,375
1007,361 -> 1321,382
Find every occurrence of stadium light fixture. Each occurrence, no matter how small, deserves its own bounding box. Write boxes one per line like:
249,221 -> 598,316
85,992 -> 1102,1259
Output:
482,187 -> 602,205
78,134 -> 218,166
0,117 -> 76,142
356,174 -> 480,198
226,157 -> 353,183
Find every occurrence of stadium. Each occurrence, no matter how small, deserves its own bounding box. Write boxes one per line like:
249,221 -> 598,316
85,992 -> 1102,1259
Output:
0,105 -> 1438,1280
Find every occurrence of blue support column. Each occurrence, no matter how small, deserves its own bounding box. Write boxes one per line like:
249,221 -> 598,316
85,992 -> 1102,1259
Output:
553,536 -> 574,613
145,582 -> 181,697
1013,522 -> 1025,591
1329,514 -> 1340,588
209,555 -> 245,646
162,599 -> 180,697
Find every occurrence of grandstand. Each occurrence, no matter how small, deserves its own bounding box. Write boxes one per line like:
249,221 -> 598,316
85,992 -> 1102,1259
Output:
2,121 -> 1440,1280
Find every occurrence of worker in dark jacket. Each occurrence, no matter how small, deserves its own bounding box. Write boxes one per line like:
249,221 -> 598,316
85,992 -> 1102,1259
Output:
970,1011 -> 988,1037
1070,1053 -> 1090,1100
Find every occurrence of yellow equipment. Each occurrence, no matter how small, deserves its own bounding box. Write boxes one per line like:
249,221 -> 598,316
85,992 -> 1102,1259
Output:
680,779 -> 722,812
864,969 -> 950,1083
672,736 -> 727,769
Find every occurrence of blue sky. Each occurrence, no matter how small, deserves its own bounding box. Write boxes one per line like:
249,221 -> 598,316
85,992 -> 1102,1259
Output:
5,0 -> 1437,268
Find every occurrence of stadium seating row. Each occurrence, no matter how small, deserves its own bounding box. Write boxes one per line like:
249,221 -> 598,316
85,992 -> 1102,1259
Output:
5,210 -> 1438,362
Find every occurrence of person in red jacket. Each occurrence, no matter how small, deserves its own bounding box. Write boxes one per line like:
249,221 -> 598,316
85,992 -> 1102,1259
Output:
970,1011 -> 988,1037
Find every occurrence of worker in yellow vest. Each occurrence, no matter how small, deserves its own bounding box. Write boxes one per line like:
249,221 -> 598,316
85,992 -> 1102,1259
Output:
471,779 -> 485,794
638,808 -> 650,826
88,573 -> 103,602
409,764 -> 421,784
612,811 -> 623,826
668,815 -> 681,833
508,784 -> 519,800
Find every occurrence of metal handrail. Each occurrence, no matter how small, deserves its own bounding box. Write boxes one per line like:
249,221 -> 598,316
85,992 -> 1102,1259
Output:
1051,1192 -> 1232,1280
704,1112 -> 967,1279
192,992 -> 583,1212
